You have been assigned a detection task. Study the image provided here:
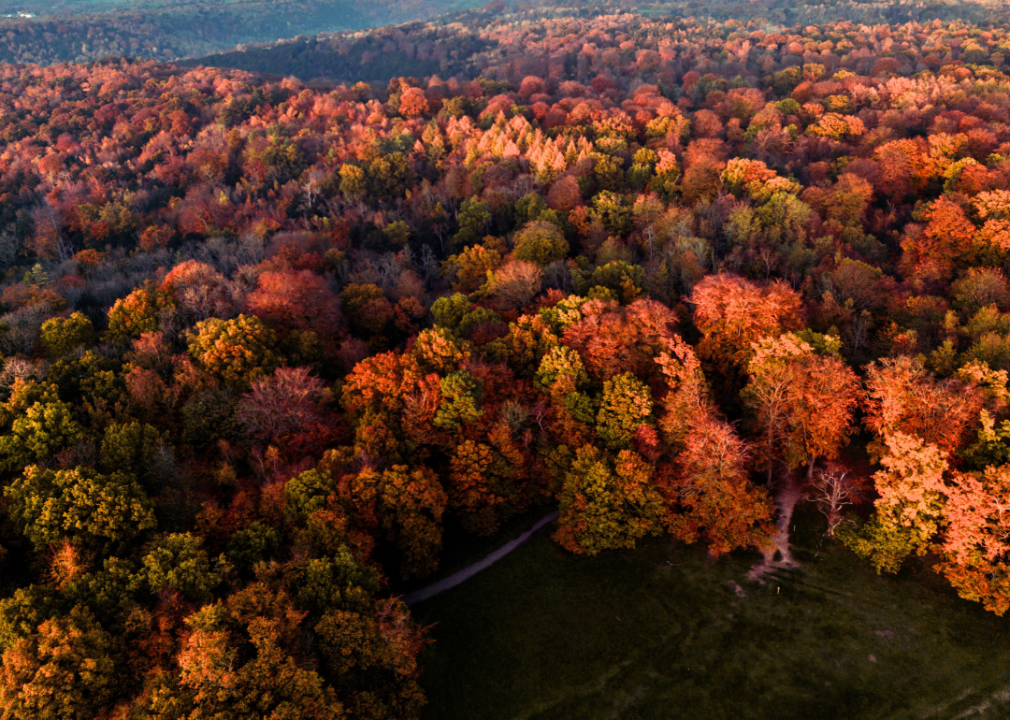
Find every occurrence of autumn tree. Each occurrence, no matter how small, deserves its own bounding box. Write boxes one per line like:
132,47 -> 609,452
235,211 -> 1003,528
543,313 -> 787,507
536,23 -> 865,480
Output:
690,273 -> 804,374
336,462 -> 448,579
562,298 -> 680,384
160,260 -> 237,321
806,464 -> 863,538
105,284 -> 175,342
0,605 -> 121,720
187,314 -> 279,387
236,366 -> 330,448
245,269 -> 342,342
5,465 -> 156,552
151,585 -> 345,720
664,413 -> 774,557
554,446 -> 665,555
841,433 -> 950,573
863,356 -> 983,458
743,334 -> 859,482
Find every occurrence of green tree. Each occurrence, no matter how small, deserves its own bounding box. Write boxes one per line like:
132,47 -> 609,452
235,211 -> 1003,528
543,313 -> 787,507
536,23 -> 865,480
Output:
338,163 -> 366,199
451,198 -> 491,249
187,314 -> 279,387
434,371 -> 484,431
555,446 -> 665,555
591,191 -> 632,237
0,398 -> 84,473
141,533 -> 221,601
5,465 -> 156,552
513,220 -> 569,266
596,373 -> 653,451
39,312 -> 96,358
99,421 -> 160,476
226,522 -> 279,575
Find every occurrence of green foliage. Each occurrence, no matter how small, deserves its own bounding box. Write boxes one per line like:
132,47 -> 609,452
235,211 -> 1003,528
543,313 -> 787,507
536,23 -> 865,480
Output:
180,389 -> 241,447
64,558 -> 142,620
187,314 -> 279,387
45,350 -> 123,407
574,260 -> 645,304
432,292 -> 474,331
141,533 -> 221,600
514,192 -> 562,228
590,153 -> 626,193
596,373 -> 653,450
285,468 -> 337,518
0,585 -> 63,653
39,313 -> 96,358
434,371 -> 485,431
563,391 -> 597,423
451,198 -> 492,250
628,148 -> 658,190
837,517 -> 918,575
513,220 -> 569,266
556,446 -> 664,555
99,421 -> 161,476
794,329 -> 843,358
5,465 -> 156,552
226,521 -> 279,574
384,219 -> 411,246
535,345 -> 589,392
260,135 -> 307,183
590,190 -> 632,237
431,293 -> 500,340
291,547 -> 381,616
0,398 -> 84,473
961,411 -> 1010,470
339,163 -> 366,199
340,282 -> 394,342
367,151 -> 415,202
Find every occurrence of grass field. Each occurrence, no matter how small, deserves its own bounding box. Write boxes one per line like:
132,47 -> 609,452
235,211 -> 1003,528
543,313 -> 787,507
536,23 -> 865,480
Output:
413,508 -> 1010,720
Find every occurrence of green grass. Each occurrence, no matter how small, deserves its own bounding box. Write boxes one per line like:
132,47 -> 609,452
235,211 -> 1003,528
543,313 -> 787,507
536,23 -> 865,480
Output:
413,508 -> 1010,720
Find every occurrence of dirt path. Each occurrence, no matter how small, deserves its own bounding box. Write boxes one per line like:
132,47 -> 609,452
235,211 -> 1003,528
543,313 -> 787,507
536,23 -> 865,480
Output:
402,511 -> 560,606
747,476 -> 802,583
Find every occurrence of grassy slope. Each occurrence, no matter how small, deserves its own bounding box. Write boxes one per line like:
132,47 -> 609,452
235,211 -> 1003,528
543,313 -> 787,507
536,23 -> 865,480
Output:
414,508 -> 1010,720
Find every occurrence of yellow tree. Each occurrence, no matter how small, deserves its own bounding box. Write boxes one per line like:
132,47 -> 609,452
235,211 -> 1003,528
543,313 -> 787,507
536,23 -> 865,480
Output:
554,447 -> 665,555
841,432 -> 949,573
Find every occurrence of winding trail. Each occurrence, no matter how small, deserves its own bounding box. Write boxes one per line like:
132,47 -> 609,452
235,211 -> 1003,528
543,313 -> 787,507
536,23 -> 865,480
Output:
747,476 -> 803,583
402,511 -> 560,606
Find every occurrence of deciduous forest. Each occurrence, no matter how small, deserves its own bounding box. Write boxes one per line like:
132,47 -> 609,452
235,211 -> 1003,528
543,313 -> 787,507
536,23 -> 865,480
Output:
3,4 -> 1010,718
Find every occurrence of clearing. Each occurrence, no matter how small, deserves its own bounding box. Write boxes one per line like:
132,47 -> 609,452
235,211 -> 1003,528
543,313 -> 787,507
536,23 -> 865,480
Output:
414,508 -> 1010,720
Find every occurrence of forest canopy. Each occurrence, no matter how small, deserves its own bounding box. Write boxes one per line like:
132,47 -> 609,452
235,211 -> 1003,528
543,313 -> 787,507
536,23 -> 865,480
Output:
5,5 -> 1010,718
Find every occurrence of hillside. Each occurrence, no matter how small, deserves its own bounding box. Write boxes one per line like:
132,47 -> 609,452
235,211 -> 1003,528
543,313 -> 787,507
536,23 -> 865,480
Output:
187,0 -> 1010,83
0,0 -> 488,65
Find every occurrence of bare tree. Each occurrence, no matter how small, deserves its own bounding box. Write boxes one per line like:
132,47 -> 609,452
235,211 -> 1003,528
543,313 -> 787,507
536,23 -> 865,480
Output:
806,464 -> 862,537
30,200 -> 73,264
